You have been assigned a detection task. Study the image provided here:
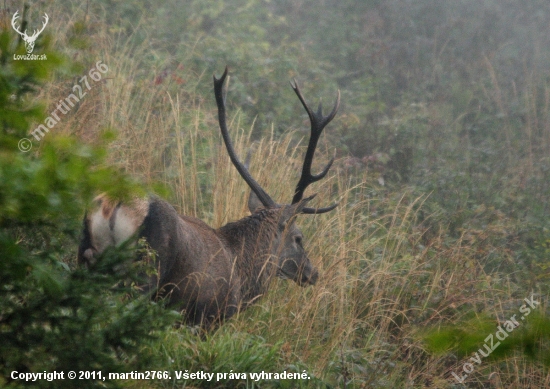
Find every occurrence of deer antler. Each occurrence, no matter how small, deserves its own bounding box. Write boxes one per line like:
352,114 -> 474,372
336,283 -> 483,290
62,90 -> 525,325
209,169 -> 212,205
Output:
28,13 -> 49,40
11,11 -> 25,37
290,80 -> 340,214
213,68 -> 339,214
213,67 -> 277,209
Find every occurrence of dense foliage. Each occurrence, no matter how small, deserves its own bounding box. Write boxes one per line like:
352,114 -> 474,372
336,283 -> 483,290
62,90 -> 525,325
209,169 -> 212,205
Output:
0,22 -> 177,389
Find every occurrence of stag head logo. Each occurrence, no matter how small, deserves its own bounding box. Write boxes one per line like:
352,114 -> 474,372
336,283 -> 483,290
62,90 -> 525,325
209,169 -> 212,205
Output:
11,11 -> 49,54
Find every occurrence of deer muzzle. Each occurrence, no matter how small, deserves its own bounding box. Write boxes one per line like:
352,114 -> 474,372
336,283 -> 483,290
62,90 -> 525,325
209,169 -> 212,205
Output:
299,266 -> 319,286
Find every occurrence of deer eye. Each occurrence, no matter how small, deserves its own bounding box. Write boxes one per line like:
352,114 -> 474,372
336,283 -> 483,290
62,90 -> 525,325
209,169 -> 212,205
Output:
294,236 -> 302,246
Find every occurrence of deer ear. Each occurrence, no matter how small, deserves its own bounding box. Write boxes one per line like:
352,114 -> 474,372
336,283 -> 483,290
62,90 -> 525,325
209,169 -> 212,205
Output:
248,191 -> 264,213
278,195 -> 316,230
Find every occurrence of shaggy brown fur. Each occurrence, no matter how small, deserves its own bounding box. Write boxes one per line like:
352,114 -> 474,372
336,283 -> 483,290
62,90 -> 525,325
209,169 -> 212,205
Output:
78,195 -> 318,327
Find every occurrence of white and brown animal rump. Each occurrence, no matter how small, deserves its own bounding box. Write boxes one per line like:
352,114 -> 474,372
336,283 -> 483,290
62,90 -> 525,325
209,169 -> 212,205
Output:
78,67 -> 340,327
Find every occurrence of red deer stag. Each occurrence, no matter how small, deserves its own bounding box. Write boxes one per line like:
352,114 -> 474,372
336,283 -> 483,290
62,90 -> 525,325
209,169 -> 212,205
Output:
78,67 -> 340,327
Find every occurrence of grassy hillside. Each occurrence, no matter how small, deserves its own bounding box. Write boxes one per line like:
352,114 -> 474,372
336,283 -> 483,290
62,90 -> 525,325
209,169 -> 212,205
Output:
2,0 -> 550,388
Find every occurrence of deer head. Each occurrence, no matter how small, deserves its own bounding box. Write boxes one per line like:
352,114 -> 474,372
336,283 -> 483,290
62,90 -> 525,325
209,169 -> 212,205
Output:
11,11 -> 49,54
213,67 -> 340,286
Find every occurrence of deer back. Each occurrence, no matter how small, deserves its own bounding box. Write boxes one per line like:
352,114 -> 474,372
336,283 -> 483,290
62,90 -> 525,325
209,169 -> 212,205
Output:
78,195 -> 240,325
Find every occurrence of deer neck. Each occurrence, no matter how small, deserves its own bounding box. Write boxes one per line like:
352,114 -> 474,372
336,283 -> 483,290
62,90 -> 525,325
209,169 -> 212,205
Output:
218,209 -> 280,302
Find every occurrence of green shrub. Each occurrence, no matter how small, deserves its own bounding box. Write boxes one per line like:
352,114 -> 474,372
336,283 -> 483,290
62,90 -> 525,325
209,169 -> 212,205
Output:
0,21 -> 177,389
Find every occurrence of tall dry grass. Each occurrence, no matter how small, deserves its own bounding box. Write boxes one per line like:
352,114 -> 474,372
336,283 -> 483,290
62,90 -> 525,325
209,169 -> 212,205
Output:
34,4 -> 550,387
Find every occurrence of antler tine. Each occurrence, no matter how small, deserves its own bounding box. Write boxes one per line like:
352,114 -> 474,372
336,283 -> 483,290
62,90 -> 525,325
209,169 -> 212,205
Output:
290,80 -> 340,214
213,67 -> 277,209
11,11 -> 24,35
301,202 -> 339,214
30,13 -> 49,39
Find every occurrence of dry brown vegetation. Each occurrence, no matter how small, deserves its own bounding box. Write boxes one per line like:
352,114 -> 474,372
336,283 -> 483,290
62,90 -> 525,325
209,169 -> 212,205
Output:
7,0 -> 549,387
